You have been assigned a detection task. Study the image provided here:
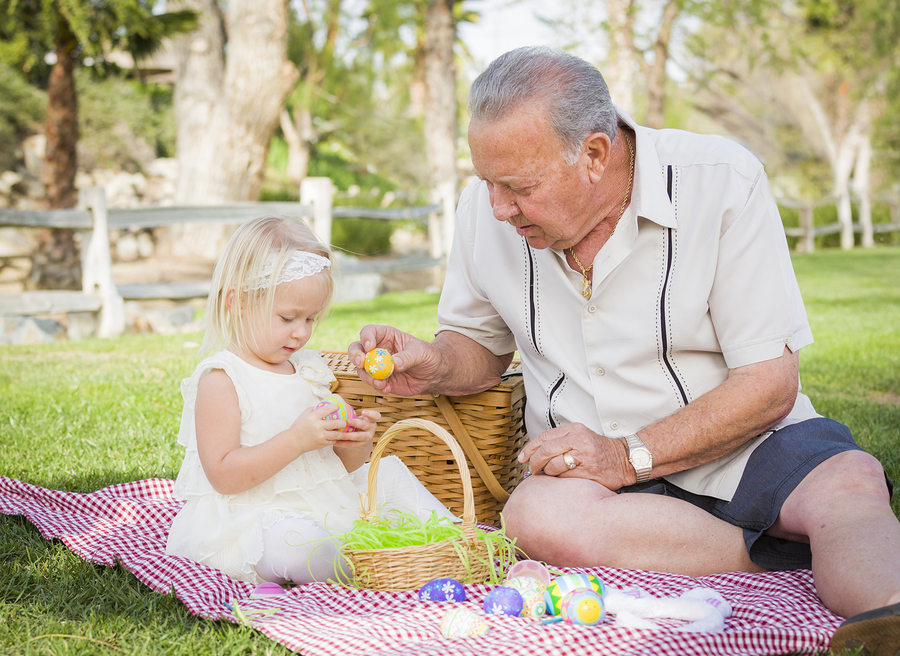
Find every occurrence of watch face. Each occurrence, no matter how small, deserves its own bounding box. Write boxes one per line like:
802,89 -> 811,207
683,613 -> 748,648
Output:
631,448 -> 652,469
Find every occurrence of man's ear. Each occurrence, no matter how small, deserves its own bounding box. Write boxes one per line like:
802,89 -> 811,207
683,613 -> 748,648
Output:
584,132 -> 612,182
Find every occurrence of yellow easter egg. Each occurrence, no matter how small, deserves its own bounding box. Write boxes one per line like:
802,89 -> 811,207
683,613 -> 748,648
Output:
364,348 -> 394,380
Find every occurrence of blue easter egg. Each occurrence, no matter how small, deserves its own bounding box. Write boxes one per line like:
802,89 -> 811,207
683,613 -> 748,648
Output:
560,589 -> 605,625
483,586 -> 524,616
418,577 -> 466,602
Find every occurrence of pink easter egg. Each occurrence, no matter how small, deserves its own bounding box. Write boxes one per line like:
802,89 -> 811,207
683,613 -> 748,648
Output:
316,394 -> 358,432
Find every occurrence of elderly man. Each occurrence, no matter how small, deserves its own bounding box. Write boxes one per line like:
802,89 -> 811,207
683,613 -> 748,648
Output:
349,47 -> 900,653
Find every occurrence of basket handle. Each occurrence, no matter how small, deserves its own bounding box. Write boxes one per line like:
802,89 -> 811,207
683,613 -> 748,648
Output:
433,394 -> 510,504
363,418 -> 479,540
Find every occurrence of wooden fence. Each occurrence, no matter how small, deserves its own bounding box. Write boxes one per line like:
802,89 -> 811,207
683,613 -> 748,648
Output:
0,179 -> 444,337
2,181 -> 899,338
777,191 -> 900,253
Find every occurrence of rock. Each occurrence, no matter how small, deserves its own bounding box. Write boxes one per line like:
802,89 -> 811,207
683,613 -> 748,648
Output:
0,315 -> 66,345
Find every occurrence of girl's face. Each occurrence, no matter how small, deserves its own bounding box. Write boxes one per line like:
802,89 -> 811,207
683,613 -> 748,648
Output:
232,274 -> 329,372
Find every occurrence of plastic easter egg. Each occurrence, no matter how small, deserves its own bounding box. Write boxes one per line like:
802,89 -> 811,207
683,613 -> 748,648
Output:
544,573 -> 606,616
483,586 -> 524,617
560,589 -> 605,626
249,582 -> 285,599
316,393 -> 358,432
505,559 -> 551,589
418,578 -> 466,602
506,575 -> 545,597
518,587 -> 547,619
364,348 -> 394,380
440,608 -> 489,638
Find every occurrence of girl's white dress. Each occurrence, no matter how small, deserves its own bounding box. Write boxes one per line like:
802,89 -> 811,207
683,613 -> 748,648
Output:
165,349 -> 450,584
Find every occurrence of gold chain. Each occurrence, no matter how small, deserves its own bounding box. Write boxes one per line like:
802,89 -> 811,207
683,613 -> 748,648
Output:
569,130 -> 634,299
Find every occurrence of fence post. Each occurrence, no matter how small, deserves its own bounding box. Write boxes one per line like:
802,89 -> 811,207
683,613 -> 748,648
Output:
799,201 -> 815,253
78,186 -> 125,337
300,177 -> 335,246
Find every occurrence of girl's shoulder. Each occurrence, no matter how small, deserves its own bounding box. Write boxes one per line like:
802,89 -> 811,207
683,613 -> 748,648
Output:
290,349 -> 336,398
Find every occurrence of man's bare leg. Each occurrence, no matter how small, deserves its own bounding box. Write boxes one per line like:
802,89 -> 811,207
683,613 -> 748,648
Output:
770,450 -> 900,619
502,474 -> 765,577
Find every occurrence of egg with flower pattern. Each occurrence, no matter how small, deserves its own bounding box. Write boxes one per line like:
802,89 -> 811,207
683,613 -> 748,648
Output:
418,578 -> 466,602
483,586 -> 524,616
364,348 -> 395,380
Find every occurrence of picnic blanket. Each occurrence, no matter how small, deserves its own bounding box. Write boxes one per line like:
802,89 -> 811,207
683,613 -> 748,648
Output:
0,475 -> 841,655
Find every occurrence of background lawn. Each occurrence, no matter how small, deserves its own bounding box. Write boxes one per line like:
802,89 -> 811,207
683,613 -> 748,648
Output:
0,249 -> 898,655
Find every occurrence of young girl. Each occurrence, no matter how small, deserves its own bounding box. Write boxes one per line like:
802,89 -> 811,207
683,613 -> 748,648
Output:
166,215 -> 452,585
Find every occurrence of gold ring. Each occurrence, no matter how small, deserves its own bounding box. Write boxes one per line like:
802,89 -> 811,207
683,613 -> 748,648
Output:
563,452 -> 576,470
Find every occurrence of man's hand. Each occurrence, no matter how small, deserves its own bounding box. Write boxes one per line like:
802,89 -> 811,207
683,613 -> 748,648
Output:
349,324 -> 443,396
519,423 -> 633,490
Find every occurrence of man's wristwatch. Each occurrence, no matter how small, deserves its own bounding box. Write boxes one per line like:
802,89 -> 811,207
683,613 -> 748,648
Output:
624,434 -> 653,483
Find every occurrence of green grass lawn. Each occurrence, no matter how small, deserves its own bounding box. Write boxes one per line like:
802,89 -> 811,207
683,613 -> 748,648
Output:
1,250 -> 898,655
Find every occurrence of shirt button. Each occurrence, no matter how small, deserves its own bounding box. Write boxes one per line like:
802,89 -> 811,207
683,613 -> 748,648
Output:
588,305 -> 597,314
610,421 -> 620,430
596,367 -> 605,376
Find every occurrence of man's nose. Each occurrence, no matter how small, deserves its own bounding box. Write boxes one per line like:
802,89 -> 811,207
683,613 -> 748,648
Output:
490,187 -> 519,221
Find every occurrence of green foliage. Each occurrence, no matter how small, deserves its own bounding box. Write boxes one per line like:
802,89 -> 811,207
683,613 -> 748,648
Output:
331,219 -> 394,256
75,68 -> 175,170
0,62 -> 45,170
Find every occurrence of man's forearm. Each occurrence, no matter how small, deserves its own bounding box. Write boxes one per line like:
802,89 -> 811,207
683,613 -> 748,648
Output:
428,330 -> 514,397
636,346 -> 799,478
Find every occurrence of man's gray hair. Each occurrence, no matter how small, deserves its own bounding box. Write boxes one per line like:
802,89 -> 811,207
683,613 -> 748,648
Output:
468,46 -> 618,163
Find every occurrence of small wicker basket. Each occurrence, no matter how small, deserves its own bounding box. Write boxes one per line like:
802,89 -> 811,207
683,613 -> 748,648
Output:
320,351 -> 528,526
342,418 -> 492,592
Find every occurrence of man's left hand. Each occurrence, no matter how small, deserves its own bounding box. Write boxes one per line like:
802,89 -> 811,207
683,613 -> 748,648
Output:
519,423 -> 632,490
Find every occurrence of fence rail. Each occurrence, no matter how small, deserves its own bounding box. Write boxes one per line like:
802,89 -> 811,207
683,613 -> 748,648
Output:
775,192 -> 900,252
2,182 -> 899,338
0,180 -> 446,337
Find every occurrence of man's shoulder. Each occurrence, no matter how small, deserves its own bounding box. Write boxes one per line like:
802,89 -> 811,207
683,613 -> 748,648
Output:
647,127 -> 763,180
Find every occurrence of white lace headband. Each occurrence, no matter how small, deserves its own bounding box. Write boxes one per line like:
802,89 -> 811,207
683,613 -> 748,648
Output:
242,250 -> 331,292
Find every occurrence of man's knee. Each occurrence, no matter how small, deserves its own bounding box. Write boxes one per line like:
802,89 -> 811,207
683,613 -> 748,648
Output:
500,476 -> 614,552
812,450 -> 891,501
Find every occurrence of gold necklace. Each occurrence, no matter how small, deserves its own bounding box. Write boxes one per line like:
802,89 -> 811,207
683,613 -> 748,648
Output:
569,130 -> 634,299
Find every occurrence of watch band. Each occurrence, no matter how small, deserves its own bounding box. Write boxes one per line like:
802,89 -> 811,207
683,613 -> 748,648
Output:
624,434 -> 653,483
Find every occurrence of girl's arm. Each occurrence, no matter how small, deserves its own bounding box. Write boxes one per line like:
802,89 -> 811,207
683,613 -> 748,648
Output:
194,369 -> 345,494
331,409 -> 382,473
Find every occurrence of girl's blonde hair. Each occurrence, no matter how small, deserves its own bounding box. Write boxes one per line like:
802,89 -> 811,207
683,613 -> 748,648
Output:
201,215 -> 334,356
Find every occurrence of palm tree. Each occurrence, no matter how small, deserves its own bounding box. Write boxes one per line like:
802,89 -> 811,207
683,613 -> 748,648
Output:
0,0 -> 197,288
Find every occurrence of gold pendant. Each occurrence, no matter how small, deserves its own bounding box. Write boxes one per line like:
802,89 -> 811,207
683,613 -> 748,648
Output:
581,277 -> 591,299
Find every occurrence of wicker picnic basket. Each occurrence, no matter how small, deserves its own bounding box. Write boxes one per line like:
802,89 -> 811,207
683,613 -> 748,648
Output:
319,351 -> 528,527
342,418 -> 492,591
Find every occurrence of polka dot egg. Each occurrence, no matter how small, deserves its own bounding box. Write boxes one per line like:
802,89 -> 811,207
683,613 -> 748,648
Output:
315,394 -> 358,432
364,348 -> 394,380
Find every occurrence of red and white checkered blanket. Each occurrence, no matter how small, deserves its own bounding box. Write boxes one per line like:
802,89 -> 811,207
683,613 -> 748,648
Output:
0,476 -> 840,655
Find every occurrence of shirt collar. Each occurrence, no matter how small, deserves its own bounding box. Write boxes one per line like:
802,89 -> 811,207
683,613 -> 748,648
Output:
617,108 -> 677,230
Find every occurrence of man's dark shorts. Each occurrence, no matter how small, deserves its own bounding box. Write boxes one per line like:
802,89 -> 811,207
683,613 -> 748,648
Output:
619,417 -> 894,570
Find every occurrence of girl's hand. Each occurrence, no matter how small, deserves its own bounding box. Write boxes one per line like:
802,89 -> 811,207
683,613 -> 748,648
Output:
288,403 -> 350,453
332,409 -> 380,472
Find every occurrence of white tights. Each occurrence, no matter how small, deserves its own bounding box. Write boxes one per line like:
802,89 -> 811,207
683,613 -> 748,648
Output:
255,515 -> 346,585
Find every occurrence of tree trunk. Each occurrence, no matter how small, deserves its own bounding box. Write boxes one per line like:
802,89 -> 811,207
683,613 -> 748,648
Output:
281,107 -> 312,189
35,18 -> 81,289
163,0 -> 298,259
605,0 -> 636,114
423,0 -> 458,261
170,0 -> 226,206
643,0 -> 680,129
853,136 -> 873,249
198,0 -> 298,202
